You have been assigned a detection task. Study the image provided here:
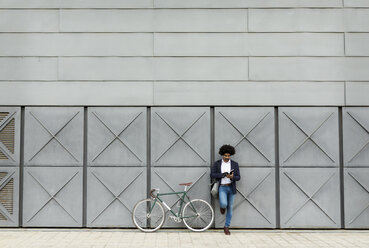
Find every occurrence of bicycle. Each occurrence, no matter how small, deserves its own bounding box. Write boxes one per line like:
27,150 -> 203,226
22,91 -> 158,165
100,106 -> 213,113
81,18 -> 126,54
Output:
132,182 -> 214,232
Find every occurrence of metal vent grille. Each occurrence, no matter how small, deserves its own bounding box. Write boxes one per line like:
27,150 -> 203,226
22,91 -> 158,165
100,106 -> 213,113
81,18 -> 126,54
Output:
0,172 -> 6,181
0,151 -> 6,160
0,178 -> 14,215
0,118 -> 15,154
0,211 -> 6,220
0,112 -> 9,123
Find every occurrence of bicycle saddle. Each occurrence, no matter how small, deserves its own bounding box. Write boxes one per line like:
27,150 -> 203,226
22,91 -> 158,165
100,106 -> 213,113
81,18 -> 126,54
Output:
179,182 -> 193,186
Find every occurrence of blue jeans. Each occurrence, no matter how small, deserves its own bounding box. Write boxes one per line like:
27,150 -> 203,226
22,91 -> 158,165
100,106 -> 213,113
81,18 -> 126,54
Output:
219,185 -> 235,227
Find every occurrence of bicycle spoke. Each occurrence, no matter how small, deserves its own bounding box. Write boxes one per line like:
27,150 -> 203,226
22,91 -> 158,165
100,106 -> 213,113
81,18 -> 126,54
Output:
132,199 -> 165,232
183,199 -> 214,232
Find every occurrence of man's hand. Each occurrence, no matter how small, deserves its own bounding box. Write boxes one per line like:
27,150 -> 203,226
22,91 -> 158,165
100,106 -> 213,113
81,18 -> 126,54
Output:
226,172 -> 234,179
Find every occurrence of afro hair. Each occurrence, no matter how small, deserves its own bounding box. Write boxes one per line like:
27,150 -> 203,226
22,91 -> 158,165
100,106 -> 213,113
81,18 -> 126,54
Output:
218,144 -> 236,156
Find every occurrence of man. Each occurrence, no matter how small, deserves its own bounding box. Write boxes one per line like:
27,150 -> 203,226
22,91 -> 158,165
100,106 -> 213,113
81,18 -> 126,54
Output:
210,144 -> 241,235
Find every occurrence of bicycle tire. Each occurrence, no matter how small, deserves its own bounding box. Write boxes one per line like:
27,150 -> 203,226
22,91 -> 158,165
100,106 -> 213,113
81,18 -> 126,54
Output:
132,198 -> 165,232
182,199 -> 214,232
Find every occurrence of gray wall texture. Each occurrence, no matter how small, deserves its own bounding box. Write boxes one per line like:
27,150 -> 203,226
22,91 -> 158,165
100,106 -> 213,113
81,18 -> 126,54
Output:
1,0 -> 369,229
0,0 -> 368,106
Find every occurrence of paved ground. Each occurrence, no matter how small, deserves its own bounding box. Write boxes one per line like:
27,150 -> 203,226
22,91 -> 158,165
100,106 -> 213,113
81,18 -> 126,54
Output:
0,228 -> 369,248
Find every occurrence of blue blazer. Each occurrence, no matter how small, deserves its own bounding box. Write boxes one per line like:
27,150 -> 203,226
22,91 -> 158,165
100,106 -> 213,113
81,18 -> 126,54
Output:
210,159 -> 240,195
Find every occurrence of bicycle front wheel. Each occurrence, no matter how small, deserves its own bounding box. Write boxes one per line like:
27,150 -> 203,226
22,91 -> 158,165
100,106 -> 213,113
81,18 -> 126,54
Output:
132,198 -> 165,232
182,199 -> 214,232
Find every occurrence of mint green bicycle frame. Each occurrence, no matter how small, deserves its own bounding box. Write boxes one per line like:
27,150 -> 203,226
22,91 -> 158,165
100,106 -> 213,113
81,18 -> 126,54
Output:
150,190 -> 198,219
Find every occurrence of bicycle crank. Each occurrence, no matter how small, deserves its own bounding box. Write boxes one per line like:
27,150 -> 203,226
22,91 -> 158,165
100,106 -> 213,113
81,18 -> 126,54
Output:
169,216 -> 182,223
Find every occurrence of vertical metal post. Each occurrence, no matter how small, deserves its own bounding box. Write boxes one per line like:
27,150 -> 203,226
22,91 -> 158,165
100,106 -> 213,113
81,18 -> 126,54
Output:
210,107 -> 215,167
275,107 -> 280,229
19,107 -> 25,227
147,107 -> 151,199
82,107 -> 88,227
339,107 -> 345,228
147,107 -> 151,228
210,107 -> 215,227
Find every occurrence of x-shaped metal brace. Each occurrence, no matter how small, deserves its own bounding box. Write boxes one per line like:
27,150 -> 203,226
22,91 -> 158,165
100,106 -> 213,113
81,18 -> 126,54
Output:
283,172 -> 336,225
155,112 -> 207,163
91,111 -> 143,163
347,172 -> 369,224
0,111 -> 17,162
346,112 -> 369,164
26,171 -> 80,224
0,171 -> 15,222
219,111 -> 271,163
90,170 -> 143,223
227,171 -> 273,224
28,111 -> 80,162
283,112 -> 335,164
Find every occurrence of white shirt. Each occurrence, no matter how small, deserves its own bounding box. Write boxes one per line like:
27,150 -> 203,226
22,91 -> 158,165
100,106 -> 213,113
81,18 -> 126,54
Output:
221,159 -> 232,185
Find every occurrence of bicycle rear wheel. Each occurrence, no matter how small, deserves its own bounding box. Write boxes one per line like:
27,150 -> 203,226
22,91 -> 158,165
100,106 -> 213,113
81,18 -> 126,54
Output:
182,199 -> 214,232
132,198 -> 165,232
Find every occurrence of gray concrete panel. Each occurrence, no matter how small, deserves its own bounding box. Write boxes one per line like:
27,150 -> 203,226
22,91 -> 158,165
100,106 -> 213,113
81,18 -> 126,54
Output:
153,9 -> 247,32
249,9 -> 344,32
23,167 -> 83,227
247,33 -> 343,56
214,167 -> 276,228
88,107 -> 147,167
345,33 -> 369,56
249,9 -> 369,32
214,107 -> 275,167
60,57 -> 248,81
151,167 -> 211,228
155,0 -> 341,8
0,107 -> 20,166
0,58 -> 57,80
60,9 -> 154,32
0,0 -> 153,8
0,167 -> 19,227
0,82 -> 154,106
154,33 -> 343,56
87,167 -> 146,227
0,10 -> 58,32
60,9 -> 247,32
343,107 -> 369,167
279,107 -> 339,167
346,82 -> 369,106
340,58 -> 369,81
153,82 -> 345,106
249,9 -> 369,33
154,33 -> 250,56
154,58 -> 248,81
344,168 -> 369,228
345,9 -> 369,32
250,57 -> 369,81
24,107 -> 84,166
280,168 -> 340,228
344,0 -> 369,7
59,58 -> 155,81
151,107 -> 210,167
0,34 -> 153,56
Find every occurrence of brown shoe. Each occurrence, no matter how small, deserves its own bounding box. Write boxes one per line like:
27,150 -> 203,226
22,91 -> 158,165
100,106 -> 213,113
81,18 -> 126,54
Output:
220,208 -> 225,215
224,227 -> 231,235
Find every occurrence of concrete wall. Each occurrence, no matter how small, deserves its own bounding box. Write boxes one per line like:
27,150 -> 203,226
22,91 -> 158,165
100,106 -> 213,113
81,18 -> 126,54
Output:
0,0 -> 368,106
